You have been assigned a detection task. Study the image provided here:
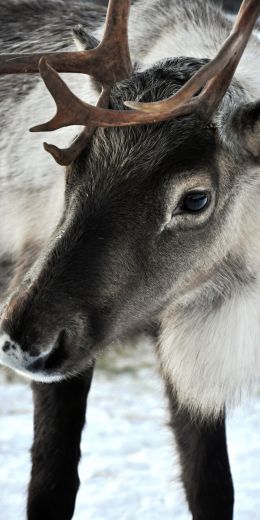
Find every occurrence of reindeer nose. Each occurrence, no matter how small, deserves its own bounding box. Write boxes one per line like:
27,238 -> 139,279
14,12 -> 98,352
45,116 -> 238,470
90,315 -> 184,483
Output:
0,332 -> 37,368
0,331 -> 61,381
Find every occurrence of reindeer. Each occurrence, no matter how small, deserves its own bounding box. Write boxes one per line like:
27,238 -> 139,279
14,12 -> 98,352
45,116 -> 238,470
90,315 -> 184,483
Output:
0,0 -> 260,518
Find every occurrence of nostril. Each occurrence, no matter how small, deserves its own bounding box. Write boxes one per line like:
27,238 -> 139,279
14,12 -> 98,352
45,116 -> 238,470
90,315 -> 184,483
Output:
2,341 -> 11,352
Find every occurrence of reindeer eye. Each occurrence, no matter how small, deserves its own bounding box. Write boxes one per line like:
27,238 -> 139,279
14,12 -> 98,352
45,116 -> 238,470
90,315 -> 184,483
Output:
181,191 -> 210,213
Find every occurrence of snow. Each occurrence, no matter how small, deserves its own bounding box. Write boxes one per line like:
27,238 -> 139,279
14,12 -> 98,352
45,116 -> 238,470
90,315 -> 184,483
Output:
0,344 -> 260,520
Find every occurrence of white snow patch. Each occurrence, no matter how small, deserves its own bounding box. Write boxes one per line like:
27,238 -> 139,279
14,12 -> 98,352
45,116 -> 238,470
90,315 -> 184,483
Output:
0,347 -> 259,520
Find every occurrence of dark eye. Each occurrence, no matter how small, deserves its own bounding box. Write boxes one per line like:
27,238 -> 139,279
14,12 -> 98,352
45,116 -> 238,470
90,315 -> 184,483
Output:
181,191 -> 210,213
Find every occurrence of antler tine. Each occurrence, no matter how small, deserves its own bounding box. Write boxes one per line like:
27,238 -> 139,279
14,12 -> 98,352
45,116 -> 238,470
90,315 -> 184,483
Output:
125,0 -> 260,120
198,0 -> 260,117
43,132 -> 90,167
98,0 -> 133,83
30,58 -> 87,132
42,88 -> 111,166
0,0 -> 132,85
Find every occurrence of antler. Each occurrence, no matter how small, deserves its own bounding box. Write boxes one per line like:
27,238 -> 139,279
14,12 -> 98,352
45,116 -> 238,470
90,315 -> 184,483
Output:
0,0 -> 132,84
0,0 -> 259,165
126,0 -> 260,119
0,0 -> 133,165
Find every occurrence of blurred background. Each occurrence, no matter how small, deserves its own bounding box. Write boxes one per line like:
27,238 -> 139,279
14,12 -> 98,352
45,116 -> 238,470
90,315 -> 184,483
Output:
1,1 -> 259,520
94,0 -> 242,9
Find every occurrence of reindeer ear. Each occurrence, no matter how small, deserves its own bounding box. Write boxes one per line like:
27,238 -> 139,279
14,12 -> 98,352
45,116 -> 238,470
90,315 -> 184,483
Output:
230,101 -> 260,160
72,24 -> 100,51
72,25 -> 102,94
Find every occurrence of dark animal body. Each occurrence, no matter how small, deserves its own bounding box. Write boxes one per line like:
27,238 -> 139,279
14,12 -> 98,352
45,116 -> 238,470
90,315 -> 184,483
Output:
0,0 -> 260,519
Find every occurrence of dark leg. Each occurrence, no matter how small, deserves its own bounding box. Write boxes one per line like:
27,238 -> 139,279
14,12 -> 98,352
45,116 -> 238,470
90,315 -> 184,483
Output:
166,384 -> 234,520
27,366 -> 94,520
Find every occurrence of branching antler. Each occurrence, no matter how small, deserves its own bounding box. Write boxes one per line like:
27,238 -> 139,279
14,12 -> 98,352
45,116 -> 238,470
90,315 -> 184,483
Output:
0,0 -> 259,165
0,0 -> 132,84
0,0 -> 132,165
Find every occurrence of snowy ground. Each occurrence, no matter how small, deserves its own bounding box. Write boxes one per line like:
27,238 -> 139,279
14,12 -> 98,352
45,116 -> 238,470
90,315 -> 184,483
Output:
0,344 -> 260,520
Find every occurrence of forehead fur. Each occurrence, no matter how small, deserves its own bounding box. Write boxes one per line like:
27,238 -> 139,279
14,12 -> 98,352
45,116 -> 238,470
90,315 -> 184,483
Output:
74,57 -> 218,192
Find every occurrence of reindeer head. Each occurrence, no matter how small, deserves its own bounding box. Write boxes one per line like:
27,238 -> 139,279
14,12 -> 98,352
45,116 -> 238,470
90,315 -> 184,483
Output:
0,0 -> 259,385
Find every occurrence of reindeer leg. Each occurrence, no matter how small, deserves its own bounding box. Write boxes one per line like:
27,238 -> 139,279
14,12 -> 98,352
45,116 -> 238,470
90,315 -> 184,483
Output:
27,365 -> 94,520
165,383 -> 234,520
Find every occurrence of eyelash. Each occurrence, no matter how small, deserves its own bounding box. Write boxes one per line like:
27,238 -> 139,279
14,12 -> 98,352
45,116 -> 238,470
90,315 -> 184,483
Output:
179,191 -> 211,214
